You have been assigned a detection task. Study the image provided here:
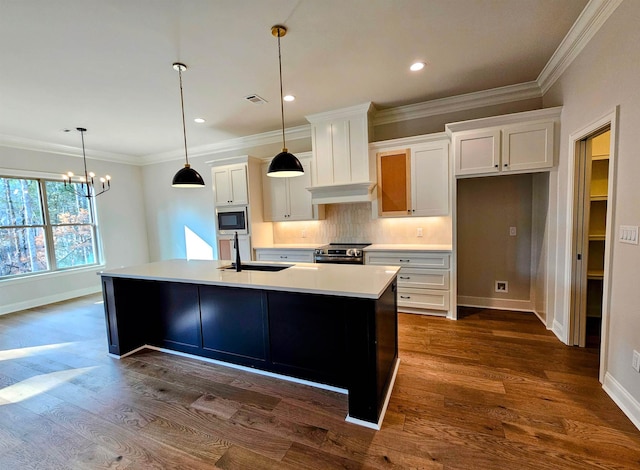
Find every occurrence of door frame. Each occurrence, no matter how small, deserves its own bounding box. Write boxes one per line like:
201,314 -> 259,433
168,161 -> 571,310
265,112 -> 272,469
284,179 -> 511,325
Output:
563,107 -> 618,383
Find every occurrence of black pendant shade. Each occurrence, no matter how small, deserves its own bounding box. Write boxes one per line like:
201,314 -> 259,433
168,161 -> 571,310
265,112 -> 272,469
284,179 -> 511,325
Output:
267,25 -> 304,178
172,163 -> 205,187
267,149 -> 305,177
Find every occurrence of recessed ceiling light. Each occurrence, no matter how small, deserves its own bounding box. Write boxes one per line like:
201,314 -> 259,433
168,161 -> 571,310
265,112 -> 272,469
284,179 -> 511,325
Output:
283,95 -> 295,102
194,118 -> 205,123
410,62 -> 425,72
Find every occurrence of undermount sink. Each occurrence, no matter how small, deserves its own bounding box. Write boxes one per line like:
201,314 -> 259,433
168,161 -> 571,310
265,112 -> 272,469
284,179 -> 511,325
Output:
221,263 -> 292,272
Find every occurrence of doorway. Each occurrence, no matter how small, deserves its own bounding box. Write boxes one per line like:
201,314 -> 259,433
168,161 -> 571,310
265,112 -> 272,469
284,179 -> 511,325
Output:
571,128 -> 611,349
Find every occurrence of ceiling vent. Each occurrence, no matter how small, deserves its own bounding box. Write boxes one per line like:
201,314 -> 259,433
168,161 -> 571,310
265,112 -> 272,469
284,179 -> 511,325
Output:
245,94 -> 268,105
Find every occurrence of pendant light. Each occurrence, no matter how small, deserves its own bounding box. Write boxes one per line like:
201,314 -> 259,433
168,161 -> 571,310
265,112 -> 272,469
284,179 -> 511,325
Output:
62,127 -> 111,198
171,62 -> 205,187
267,25 -> 304,178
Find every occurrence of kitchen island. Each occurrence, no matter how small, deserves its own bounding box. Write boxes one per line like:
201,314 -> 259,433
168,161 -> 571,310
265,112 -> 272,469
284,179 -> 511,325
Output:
99,259 -> 400,429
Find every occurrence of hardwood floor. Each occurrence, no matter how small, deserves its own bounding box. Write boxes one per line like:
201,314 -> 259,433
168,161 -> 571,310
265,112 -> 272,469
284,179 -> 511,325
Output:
1,296 -> 639,469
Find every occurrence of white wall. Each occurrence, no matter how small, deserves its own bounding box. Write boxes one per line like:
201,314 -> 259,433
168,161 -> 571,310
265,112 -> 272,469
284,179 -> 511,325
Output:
140,140 -> 310,262
0,146 -> 149,314
543,0 -> 640,424
141,157 -> 217,262
456,174 -> 533,310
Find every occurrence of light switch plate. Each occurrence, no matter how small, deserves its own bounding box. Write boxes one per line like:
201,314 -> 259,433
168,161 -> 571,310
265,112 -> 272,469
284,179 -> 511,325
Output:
619,225 -> 639,245
509,226 -> 517,236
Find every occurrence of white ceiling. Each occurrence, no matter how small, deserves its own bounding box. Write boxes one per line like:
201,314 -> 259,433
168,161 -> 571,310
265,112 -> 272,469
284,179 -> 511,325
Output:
0,0 -> 588,161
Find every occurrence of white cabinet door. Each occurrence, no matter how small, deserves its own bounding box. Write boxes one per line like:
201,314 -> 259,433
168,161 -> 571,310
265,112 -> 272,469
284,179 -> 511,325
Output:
229,165 -> 249,205
262,165 -> 288,221
213,164 -> 248,205
454,129 -> 501,176
502,121 -> 554,173
262,158 -> 316,222
213,167 -> 232,205
287,160 -> 313,220
411,141 -> 449,216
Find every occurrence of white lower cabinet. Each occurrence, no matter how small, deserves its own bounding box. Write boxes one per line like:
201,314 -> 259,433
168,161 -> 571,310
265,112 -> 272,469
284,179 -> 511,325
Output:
365,249 -> 451,316
254,248 -> 315,263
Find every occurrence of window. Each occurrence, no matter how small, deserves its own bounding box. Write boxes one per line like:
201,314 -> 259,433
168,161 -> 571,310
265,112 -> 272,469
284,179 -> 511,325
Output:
0,176 -> 99,278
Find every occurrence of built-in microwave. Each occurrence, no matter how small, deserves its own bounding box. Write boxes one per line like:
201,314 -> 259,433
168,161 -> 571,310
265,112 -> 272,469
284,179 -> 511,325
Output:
216,207 -> 248,235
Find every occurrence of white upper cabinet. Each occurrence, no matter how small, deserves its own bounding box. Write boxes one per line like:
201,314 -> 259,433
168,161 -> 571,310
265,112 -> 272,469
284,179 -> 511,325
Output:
447,107 -> 560,178
373,135 -> 450,218
262,156 -> 324,222
411,141 -> 450,217
212,163 -> 248,205
501,121 -> 554,172
453,129 -> 501,176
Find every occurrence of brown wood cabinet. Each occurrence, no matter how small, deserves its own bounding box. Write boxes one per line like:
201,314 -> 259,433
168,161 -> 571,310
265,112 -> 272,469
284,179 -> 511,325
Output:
376,149 -> 411,216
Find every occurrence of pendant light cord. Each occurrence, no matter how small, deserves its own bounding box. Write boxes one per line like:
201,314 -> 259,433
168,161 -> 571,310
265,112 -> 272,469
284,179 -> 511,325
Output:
79,128 -> 89,183
177,66 -> 189,166
277,30 -> 287,151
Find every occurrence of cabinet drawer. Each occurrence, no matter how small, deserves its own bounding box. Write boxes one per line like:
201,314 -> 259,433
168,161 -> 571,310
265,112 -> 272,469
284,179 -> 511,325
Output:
255,251 -> 314,263
397,268 -> 449,290
366,252 -> 450,269
397,288 -> 449,311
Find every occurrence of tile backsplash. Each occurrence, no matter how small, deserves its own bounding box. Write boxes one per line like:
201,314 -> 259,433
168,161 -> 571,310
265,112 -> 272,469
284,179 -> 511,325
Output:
273,203 -> 452,245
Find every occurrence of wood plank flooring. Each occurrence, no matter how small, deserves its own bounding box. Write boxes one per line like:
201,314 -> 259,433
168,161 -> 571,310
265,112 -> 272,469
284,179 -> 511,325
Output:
1,296 -> 639,469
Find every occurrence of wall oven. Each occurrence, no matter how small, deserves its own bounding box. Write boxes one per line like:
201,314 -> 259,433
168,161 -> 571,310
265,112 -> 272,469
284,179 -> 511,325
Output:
216,207 -> 248,235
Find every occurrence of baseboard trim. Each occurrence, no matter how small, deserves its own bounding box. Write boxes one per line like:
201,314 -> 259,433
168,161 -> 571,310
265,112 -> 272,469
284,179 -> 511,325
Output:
603,372 -> 640,431
0,286 -> 101,316
138,345 -> 348,395
552,319 -> 566,343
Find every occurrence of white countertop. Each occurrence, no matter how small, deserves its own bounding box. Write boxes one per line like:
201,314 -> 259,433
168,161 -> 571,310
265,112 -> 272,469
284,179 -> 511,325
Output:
364,244 -> 452,252
253,244 -> 324,250
99,259 -> 400,300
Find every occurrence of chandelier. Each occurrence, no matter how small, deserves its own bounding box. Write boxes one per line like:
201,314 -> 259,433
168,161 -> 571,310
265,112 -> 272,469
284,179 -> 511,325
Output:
62,127 -> 111,197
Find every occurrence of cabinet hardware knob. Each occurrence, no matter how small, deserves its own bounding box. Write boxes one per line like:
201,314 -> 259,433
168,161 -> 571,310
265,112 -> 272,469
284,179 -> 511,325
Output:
399,259 -> 410,262
504,163 -> 508,167
400,276 -> 410,279
494,164 -> 499,168
400,295 -> 411,299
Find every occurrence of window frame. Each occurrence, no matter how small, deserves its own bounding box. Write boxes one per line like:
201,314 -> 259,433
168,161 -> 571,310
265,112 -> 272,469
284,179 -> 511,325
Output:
0,170 -> 103,280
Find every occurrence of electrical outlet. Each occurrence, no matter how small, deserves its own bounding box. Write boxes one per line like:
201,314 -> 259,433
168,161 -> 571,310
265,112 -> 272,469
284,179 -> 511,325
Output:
633,350 -> 640,373
509,226 -> 517,237
301,229 -> 307,238
417,227 -> 423,237
495,281 -> 509,293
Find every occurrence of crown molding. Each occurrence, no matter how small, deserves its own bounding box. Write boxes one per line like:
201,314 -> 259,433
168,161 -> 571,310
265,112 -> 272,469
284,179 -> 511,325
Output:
537,0 -> 623,94
0,134 -> 137,165
373,82 -> 542,126
138,124 -> 312,166
305,102 -> 375,123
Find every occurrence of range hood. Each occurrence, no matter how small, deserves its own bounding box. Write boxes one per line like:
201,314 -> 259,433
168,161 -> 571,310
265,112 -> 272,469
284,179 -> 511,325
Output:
306,103 -> 376,205
307,181 -> 376,205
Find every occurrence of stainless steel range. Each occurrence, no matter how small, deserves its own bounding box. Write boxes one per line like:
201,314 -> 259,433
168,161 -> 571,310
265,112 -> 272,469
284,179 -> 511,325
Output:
314,243 -> 371,264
